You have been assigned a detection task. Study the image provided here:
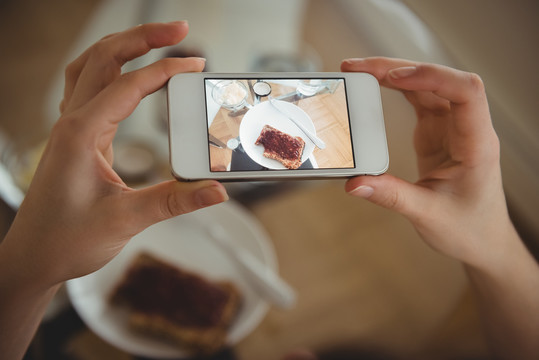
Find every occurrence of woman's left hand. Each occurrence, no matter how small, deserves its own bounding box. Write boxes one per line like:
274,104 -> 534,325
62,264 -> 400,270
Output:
3,22 -> 228,287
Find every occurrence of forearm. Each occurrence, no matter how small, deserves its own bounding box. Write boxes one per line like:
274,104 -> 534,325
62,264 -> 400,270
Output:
0,239 -> 61,360
465,224 -> 539,360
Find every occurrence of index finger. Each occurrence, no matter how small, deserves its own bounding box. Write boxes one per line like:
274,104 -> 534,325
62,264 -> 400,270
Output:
388,63 -> 495,157
341,57 -> 416,89
66,56 -> 206,142
342,57 -> 497,164
341,57 -> 487,106
63,21 -> 190,113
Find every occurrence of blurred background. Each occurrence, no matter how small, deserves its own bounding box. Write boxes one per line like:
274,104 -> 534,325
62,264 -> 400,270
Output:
0,1 -> 537,359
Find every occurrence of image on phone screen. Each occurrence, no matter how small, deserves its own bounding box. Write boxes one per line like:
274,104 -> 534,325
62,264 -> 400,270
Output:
204,78 -> 354,172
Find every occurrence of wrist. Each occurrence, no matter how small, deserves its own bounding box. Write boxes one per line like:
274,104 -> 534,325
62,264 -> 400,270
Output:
463,221 -> 539,360
0,239 -> 61,360
464,219 -> 536,282
0,230 -> 60,295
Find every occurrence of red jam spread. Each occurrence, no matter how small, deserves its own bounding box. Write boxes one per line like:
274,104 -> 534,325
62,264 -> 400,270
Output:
114,262 -> 230,328
256,126 -> 302,160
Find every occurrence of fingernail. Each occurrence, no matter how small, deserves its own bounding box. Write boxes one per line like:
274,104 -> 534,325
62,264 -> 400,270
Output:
168,20 -> 188,25
166,21 -> 188,29
342,58 -> 364,65
195,185 -> 228,207
389,66 -> 417,79
348,185 -> 374,198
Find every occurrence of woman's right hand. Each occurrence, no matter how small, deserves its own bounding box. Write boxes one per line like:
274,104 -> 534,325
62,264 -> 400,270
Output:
342,57 -> 512,271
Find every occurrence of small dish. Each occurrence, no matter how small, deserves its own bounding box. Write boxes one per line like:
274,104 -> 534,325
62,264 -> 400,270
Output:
253,81 -> 272,97
211,80 -> 249,110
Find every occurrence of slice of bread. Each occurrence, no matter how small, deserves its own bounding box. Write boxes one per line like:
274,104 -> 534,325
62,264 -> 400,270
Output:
255,125 -> 305,169
109,252 -> 242,355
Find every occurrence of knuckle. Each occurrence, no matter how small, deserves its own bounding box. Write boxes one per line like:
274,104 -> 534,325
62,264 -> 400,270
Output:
89,40 -> 109,60
51,113 -> 91,147
99,32 -> 117,42
59,99 -> 66,113
118,69 -> 143,88
385,190 -> 403,211
64,61 -> 78,79
466,72 -> 485,93
117,71 -> 143,100
382,189 -> 415,218
87,39 -> 121,68
162,191 -> 192,219
484,131 -> 501,164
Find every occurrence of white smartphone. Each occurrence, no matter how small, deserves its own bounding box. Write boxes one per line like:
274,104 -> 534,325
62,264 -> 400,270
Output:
167,72 -> 388,181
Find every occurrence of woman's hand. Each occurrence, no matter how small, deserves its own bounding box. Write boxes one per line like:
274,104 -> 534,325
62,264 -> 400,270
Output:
342,57 -> 539,359
0,23 -> 229,360
342,57 -> 509,270
2,22 -> 228,288
341,58 -> 539,360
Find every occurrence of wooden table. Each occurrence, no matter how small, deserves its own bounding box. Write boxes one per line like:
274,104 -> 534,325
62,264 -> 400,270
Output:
233,181 -> 470,359
30,180 -> 478,360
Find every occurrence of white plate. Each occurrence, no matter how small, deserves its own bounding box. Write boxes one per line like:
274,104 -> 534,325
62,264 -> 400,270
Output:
239,100 -> 316,169
67,201 -> 276,358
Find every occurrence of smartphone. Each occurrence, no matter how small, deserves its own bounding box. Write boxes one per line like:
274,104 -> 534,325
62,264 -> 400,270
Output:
167,72 -> 388,181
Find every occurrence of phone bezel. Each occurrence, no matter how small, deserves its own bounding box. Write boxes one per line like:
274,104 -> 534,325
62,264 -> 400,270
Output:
167,72 -> 388,181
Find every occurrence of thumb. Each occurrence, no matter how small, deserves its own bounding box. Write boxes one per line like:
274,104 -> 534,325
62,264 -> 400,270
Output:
124,180 -> 229,231
345,174 -> 430,222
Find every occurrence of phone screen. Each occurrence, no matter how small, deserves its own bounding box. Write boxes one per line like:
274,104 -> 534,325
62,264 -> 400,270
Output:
204,78 -> 354,172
